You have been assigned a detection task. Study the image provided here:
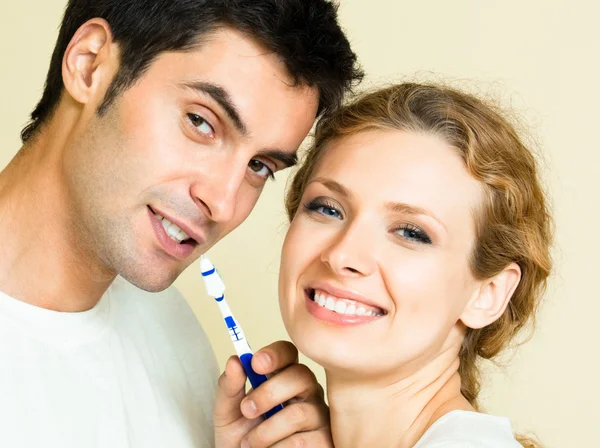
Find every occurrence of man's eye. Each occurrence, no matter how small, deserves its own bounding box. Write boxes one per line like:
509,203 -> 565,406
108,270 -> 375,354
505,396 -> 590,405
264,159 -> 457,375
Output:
187,113 -> 214,136
248,159 -> 274,180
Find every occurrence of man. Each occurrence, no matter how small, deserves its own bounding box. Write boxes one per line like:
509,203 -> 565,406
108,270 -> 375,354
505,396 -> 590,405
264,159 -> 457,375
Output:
0,0 -> 363,446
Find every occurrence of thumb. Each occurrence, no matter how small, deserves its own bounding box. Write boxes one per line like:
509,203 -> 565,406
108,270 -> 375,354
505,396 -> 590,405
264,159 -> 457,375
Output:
214,356 -> 247,427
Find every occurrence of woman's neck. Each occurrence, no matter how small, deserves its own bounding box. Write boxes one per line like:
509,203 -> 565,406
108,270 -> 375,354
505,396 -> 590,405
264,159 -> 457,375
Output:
326,349 -> 473,448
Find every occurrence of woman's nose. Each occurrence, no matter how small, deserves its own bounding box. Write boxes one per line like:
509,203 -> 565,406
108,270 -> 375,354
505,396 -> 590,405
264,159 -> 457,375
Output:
320,222 -> 377,277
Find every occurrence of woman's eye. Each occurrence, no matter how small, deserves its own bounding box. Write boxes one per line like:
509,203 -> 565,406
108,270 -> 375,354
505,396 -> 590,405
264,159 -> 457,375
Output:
187,113 -> 214,136
248,159 -> 274,180
395,225 -> 432,244
303,198 -> 343,219
317,206 -> 341,218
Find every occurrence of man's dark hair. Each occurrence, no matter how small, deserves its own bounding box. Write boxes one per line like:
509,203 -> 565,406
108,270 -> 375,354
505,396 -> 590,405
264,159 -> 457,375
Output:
21,0 -> 363,143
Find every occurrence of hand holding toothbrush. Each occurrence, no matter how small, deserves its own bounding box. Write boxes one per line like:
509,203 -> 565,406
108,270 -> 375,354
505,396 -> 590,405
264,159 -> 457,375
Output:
199,256 -> 332,448
213,341 -> 333,448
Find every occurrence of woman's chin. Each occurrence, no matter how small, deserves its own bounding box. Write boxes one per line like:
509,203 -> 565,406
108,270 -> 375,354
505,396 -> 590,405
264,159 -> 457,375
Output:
283,311 -> 387,376
291,335 -> 372,375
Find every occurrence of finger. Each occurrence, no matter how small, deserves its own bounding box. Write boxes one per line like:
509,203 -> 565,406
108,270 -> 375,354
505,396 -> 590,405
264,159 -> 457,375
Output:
268,430 -> 334,448
251,340 -> 299,376
241,401 -> 331,448
213,356 -> 247,427
240,363 -> 323,420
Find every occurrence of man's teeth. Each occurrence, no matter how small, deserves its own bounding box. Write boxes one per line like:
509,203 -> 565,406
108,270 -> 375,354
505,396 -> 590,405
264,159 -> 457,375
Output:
154,213 -> 190,243
313,290 -> 384,317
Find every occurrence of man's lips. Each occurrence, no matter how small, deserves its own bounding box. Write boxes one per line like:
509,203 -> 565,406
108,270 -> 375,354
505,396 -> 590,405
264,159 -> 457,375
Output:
148,208 -> 196,260
147,205 -> 207,246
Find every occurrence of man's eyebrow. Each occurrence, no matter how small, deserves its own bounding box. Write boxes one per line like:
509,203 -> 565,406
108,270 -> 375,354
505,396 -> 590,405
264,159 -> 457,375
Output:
180,81 -> 248,136
259,149 -> 298,169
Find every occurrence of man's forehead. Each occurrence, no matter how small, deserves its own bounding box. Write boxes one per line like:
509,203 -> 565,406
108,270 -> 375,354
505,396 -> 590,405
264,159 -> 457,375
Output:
180,27 -> 287,73
130,28 -> 319,154
138,26 -> 319,110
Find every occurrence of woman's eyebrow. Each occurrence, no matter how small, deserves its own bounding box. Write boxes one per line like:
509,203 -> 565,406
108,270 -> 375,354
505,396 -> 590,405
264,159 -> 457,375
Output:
385,201 -> 446,230
309,177 -> 352,198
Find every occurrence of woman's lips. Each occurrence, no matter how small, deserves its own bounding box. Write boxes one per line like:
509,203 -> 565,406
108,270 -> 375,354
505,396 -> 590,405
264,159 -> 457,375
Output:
304,289 -> 385,326
310,288 -> 385,316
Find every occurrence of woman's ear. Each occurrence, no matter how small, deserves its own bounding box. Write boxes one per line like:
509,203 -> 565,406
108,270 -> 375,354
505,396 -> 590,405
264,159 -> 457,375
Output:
460,262 -> 521,329
61,18 -> 116,105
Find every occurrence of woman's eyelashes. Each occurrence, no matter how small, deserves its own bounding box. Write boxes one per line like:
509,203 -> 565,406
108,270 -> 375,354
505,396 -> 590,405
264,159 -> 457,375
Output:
187,113 -> 215,138
303,197 -> 344,219
393,223 -> 432,245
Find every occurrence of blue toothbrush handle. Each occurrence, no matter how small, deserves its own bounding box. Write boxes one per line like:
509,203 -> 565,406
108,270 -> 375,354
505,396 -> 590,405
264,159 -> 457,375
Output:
239,353 -> 284,419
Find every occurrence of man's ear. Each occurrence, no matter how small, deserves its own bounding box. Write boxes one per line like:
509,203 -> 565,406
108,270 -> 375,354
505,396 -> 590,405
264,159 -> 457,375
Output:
62,18 -> 117,105
460,262 -> 521,329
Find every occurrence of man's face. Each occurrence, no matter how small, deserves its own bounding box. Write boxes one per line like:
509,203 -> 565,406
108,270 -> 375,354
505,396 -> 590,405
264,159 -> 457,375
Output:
64,27 -> 319,291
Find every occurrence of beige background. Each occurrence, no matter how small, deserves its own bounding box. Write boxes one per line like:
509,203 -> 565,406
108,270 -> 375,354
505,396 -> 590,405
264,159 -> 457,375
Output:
1,1 -> 598,446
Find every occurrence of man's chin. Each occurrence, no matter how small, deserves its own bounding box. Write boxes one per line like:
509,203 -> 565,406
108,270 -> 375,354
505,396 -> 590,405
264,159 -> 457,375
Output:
117,266 -> 181,293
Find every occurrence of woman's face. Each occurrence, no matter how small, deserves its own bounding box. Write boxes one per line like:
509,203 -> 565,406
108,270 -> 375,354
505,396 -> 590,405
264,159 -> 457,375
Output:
279,129 -> 485,379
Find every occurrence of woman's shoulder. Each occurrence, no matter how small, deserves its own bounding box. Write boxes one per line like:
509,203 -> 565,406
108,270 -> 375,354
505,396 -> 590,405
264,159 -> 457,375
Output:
413,410 -> 522,448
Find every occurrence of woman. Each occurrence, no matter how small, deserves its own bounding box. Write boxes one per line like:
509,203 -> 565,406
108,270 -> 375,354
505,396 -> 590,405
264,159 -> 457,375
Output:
278,83 -> 552,447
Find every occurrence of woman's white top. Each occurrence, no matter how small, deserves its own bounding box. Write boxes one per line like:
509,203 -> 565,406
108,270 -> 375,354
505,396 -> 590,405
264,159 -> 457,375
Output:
414,410 -> 522,447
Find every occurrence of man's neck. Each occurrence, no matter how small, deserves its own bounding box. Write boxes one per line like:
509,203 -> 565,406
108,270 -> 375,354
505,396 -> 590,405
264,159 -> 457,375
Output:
326,348 -> 472,448
0,129 -> 116,312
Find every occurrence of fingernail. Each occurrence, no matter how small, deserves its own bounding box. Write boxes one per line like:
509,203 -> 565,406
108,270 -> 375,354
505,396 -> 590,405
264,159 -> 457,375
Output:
225,355 -> 237,373
241,399 -> 257,417
257,352 -> 271,370
241,439 -> 250,448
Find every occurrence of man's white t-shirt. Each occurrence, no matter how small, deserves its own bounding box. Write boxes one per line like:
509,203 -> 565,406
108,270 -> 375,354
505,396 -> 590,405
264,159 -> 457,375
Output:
414,410 -> 523,447
0,277 -> 218,447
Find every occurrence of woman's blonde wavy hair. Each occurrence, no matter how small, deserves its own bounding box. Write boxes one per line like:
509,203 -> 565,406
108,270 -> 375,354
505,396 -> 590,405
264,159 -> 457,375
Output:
285,83 -> 552,447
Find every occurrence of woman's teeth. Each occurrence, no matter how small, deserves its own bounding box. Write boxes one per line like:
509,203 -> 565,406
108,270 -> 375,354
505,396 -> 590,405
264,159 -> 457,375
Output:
313,290 -> 384,317
153,213 -> 190,243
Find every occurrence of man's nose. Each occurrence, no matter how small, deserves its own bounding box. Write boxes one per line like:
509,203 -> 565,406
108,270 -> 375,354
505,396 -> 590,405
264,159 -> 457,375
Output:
190,160 -> 247,224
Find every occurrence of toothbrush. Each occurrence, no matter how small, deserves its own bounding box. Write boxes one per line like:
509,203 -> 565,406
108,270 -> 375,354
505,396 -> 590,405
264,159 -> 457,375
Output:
199,255 -> 284,419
